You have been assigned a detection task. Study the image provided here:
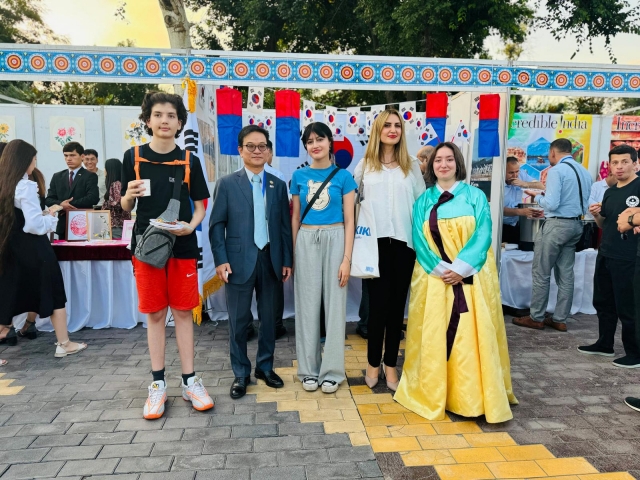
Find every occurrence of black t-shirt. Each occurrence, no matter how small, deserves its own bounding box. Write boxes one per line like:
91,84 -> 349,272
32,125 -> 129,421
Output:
599,177 -> 640,260
121,144 -> 210,259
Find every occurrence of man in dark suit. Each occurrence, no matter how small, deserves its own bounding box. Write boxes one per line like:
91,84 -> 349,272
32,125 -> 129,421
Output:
210,125 -> 293,399
45,142 -> 99,240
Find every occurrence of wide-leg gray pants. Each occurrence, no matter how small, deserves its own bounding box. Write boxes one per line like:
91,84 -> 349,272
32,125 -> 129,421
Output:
294,226 -> 346,385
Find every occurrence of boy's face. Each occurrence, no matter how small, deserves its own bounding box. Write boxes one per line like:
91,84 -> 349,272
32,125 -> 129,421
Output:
83,154 -> 98,172
147,102 -> 181,139
63,150 -> 83,170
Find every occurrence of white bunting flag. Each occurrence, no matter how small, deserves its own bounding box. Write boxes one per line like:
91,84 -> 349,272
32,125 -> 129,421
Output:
247,113 -> 262,127
324,107 -> 338,130
365,111 -> 374,135
303,100 -> 316,127
346,107 -> 361,134
263,113 -> 275,133
451,120 -> 470,149
355,114 -> 368,142
247,87 -> 264,112
414,112 -> 426,132
418,122 -> 439,147
399,101 -> 417,126
333,123 -> 344,141
370,104 -> 385,123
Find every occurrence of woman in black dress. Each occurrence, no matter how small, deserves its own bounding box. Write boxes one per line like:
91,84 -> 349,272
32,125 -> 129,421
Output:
0,139 -> 87,359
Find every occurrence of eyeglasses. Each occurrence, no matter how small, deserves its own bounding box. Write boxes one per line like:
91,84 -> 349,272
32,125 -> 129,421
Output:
242,144 -> 268,152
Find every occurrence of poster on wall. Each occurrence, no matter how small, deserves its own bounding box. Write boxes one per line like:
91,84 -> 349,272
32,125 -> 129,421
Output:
507,113 -> 592,183
122,119 -> 149,150
50,116 -> 85,151
470,128 -> 493,201
611,115 -> 640,152
0,115 -> 16,142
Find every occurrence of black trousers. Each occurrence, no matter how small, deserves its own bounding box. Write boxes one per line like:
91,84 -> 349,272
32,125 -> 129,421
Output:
365,238 -> 415,367
226,248 -> 280,377
593,255 -> 639,358
502,223 -> 520,244
634,258 -> 640,349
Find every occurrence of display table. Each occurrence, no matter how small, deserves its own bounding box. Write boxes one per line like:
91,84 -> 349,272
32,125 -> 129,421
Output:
499,248 -> 597,315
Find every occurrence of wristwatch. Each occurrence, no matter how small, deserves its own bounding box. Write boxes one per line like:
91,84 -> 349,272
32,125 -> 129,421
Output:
628,213 -> 637,227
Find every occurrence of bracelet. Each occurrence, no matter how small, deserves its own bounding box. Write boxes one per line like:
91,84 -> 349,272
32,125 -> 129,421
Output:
344,254 -> 351,263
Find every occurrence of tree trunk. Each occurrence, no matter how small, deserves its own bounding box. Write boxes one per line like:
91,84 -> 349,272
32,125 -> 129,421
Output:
158,0 -> 192,94
158,0 -> 192,49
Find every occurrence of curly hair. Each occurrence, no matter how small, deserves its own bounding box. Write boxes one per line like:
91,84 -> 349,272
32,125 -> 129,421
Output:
139,91 -> 188,138
0,140 -> 38,273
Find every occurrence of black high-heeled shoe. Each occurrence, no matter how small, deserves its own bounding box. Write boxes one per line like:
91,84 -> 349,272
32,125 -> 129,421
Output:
0,327 -> 17,346
18,321 -> 37,340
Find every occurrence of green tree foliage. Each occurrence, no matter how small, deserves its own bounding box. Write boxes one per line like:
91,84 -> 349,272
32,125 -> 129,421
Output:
0,0 -> 55,43
535,0 -> 640,62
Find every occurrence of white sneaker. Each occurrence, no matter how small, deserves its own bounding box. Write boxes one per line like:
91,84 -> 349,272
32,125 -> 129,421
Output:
143,381 -> 167,420
321,380 -> 339,393
182,376 -> 214,411
302,377 -> 318,392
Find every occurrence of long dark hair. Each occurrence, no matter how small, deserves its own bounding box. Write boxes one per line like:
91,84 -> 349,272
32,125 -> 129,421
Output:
0,140 -> 38,271
301,122 -> 334,161
29,167 -> 46,200
103,158 -> 123,201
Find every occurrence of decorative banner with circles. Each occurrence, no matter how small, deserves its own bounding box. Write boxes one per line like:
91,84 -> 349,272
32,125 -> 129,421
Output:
2,47 -> 640,94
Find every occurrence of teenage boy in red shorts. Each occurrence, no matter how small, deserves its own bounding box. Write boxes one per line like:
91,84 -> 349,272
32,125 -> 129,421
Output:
121,91 -> 214,419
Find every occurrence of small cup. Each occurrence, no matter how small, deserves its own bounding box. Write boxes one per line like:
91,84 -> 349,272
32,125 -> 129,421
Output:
141,179 -> 151,197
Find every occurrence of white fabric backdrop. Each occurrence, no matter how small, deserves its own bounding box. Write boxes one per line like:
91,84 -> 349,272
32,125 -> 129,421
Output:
499,248 -> 597,315
14,260 -> 366,332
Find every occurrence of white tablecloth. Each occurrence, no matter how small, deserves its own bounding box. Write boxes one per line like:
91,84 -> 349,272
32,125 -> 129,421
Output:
15,260 -> 366,332
499,248 -> 597,315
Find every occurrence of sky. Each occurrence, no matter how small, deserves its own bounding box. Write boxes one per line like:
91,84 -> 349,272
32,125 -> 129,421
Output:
39,0 -> 640,66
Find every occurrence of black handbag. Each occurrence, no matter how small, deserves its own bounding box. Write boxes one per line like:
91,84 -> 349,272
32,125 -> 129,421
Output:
563,161 -> 594,252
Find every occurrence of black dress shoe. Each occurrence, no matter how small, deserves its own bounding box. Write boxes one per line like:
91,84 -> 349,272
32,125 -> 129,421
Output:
255,369 -> 284,388
230,376 -> 251,399
275,325 -> 288,340
355,325 -> 368,339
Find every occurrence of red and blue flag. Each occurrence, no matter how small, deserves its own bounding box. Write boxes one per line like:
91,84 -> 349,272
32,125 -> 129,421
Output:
216,88 -> 242,155
275,90 -> 300,157
478,94 -> 500,157
426,93 -> 448,145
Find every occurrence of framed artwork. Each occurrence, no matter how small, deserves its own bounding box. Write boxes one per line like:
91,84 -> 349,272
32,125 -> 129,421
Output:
66,210 -> 89,241
122,219 -> 135,243
87,210 -> 112,241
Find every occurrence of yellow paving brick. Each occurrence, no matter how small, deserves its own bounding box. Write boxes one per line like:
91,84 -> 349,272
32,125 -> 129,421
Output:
433,421 -> 483,434
274,367 -> 298,375
579,474 -> 637,480
388,424 -> 437,437
435,463 -> 495,480
0,386 -> 24,395
357,404 -> 381,415
350,344 -> 367,351
298,409 -> 343,422
353,393 -> 394,404
545,477 -> 580,480
342,409 -> 360,421
498,445 -> 555,461
0,373 -> 5,378
450,447 -> 506,464
401,450 -> 456,466
296,390 -> 336,399
323,420 -> 365,434
344,350 -> 360,357
335,389 -> 352,398
370,436 -> 422,453
361,414 -> 408,427
404,413 -> 435,424
365,426 -> 390,438
417,434 -> 470,450
350,385 -> 373,395
378,403 -> 411,414
345,362 -> 367,370
349,432 -> 370,446
346,369 -> 365,378
0,379 -> 15,387
277,400 -> 318,411
537,458 -> 598,476
318,398 -> 356,410
255,391 -> 297,402
486,460 -> 547,478
463,433 -> 517,447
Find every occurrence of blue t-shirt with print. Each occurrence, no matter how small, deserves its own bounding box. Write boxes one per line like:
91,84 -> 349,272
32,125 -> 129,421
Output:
290,166 -> 357,225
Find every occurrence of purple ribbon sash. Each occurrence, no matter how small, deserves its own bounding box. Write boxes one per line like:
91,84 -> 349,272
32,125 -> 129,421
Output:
428,191 -> 471,360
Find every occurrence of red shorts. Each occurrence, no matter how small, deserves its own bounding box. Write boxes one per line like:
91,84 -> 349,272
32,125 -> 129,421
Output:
132,257 -> 199,313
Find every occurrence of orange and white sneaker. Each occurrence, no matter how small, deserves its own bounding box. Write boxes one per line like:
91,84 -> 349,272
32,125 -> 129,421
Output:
143,380 -> 167,420
182,376 -> 214,411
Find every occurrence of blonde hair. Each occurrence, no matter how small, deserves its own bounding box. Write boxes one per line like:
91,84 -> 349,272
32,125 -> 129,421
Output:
363,108 -> 412,176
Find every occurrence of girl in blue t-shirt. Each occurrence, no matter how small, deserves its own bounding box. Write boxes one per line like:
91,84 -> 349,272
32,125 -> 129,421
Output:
290,122 -> 357,394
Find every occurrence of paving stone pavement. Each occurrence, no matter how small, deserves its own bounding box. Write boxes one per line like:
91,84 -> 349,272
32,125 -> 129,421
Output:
0,312 -> 637,479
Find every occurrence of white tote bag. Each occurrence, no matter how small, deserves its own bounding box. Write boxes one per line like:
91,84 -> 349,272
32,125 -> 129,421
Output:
351,197 -> 379,278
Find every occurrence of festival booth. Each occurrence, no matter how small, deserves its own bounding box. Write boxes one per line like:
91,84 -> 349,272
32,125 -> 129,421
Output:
3,45 -> 639,329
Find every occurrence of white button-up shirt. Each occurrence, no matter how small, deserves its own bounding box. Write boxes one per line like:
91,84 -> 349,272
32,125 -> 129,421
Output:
354,157 -> 426,249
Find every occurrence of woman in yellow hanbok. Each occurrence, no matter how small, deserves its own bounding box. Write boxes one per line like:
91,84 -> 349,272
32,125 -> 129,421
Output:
394,142 -> 517,423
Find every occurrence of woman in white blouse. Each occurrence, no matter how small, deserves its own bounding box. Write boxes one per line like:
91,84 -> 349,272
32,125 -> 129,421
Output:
0,140 -> 87,359
354,109 -> 425,390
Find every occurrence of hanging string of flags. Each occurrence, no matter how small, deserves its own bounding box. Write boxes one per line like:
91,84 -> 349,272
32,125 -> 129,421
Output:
214,84 -> 500,158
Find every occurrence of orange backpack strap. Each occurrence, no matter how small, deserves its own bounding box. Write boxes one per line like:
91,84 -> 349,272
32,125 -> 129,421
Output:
184,150 -> 191,190
132,146 -> 191,190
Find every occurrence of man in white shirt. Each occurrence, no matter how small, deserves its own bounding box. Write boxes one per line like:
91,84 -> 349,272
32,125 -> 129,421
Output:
584,169 -> 617,220
82,149 -> 106,200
